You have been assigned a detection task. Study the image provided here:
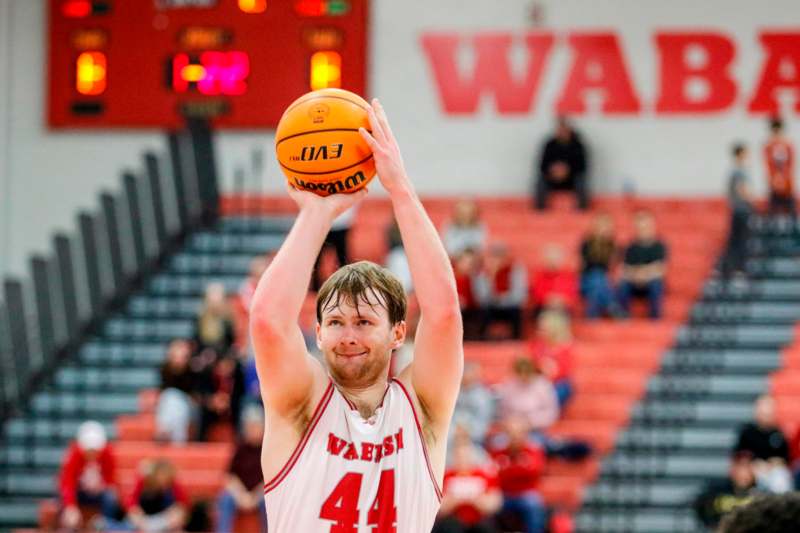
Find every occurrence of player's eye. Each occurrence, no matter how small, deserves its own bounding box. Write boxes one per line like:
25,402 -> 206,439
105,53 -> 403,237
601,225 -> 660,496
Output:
358,319 -> 372,326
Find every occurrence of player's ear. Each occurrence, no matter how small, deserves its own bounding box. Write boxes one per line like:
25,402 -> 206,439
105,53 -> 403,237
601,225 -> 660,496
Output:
390,320 -> 406,349
315,322 -> 322,350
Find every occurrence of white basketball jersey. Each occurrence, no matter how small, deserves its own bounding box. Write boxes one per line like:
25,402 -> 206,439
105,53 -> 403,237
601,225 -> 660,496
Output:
264,378 -> 442,532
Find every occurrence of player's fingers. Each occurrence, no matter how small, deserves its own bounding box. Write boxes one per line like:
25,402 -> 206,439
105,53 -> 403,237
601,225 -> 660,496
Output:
359,127 -> 381,152
373,99 -> 396,144
367,101 -> 387,144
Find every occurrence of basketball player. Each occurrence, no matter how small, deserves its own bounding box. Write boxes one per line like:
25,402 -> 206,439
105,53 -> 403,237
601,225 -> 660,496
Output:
251,99 -> 464,532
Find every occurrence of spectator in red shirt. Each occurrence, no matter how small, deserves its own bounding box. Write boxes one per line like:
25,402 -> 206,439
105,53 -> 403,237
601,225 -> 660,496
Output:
763,117 -> 796,224
216,407 -> 267,533
434,432 -> 502,533
489,416 -> 547,533
105,459 -> 189,532
791,426 -> 800,490
531,244 -> 578,316
59,421 -> 119,530
475,242 -> 529,340
454,248 -> 482,340
528,309 -> 574,407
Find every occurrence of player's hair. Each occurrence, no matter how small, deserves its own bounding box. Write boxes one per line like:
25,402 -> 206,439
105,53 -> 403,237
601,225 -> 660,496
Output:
317,260 -> 407,325
718,493 -> 800,533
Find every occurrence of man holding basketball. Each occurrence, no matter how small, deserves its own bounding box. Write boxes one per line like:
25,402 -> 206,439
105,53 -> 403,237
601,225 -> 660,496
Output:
251,99 -> 464,531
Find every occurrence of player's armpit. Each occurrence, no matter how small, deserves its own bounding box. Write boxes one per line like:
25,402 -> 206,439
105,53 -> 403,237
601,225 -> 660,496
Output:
404,308 -> 464,426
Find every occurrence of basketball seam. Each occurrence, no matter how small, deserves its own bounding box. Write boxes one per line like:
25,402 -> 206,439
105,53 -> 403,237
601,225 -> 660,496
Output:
282,94 -> 370,120
275,127 -> 372,146
279,154 -> 374,176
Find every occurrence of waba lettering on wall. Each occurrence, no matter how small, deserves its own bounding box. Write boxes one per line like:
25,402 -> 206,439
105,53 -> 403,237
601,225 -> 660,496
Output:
420,31 -> 800,116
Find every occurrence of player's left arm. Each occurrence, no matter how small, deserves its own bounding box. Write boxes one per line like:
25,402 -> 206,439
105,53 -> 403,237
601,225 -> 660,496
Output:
360,100 -> 464,426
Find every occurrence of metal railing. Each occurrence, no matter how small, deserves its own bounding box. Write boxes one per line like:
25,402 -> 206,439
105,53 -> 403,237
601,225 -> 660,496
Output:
0,120 -> 219,428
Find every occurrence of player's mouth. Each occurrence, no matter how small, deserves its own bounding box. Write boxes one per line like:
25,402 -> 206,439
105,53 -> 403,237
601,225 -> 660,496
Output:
336,350 -> 368,358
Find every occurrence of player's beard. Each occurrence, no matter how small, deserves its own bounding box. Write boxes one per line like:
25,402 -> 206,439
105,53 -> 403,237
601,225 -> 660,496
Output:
327,349 -> 390,389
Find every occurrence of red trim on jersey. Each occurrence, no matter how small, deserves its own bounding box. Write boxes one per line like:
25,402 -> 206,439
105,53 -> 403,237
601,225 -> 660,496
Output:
264,381 -> 334,494
391,378 -> 443,501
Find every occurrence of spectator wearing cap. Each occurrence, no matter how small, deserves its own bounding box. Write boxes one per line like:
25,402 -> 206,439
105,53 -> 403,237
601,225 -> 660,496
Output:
617,211 -> 667,319
216,407 -> 267,533
58,421 -> 120,530
474,242 -> 528,340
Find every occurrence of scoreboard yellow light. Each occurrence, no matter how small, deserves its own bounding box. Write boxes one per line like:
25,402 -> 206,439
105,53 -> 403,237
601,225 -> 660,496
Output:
310,51 -> 341,90
239,0 -> 267,13
75,51 -> 107,95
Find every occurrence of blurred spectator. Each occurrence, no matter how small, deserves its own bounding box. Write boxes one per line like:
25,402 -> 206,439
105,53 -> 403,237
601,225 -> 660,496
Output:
194,282 -> 236,359
617,211 -> 667,319
722,143 -> 755,282
531,244 -> 579,316
156,339 -> 199,444
694,452 -> 760,529
385,218 -> 413,293
488,416 -> 547,533
528,310 -> 574,407
443,199 -> 488,257
496,358 -> 559,434
216,407 -> 267,533
734,395 -> 793,493
196,355 -> 245,442
435,433 -> 502,533
106,459 -> 188,532
718,492 -> 800,533
763,117 -> 796,229
579,213 -> 619,318
790,426 -> 800,490
313,205 -> 358,289
474,242 -> 528,340
452,361 -> 496,446
59,421 -> 120,530
534,116 -> 589,211
453,248 -> 483,340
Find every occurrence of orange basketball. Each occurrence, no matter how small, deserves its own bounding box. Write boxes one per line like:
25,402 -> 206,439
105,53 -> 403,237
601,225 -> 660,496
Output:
275,88 -> 376,197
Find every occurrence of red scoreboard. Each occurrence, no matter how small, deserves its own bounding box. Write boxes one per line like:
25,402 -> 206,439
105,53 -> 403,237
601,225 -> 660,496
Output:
48,0 -> 369,129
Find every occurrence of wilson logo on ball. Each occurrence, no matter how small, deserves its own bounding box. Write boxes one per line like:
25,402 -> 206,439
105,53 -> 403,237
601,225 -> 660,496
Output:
293,170 -> 368,194
290,143 -> 344,162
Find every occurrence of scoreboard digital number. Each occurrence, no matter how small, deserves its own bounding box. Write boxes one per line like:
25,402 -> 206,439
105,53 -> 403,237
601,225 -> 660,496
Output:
48,0 -> 369,128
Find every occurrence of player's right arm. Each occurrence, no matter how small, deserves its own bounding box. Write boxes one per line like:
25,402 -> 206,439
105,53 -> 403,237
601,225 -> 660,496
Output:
249,186 -> 367,418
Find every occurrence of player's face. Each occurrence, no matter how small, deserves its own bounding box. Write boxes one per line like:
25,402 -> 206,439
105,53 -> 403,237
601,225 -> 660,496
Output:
317,290 -> 405,388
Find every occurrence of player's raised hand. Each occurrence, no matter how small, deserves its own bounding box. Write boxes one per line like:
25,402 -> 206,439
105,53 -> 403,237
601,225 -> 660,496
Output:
359,99 -> 410,195
286,182 -> 367,220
